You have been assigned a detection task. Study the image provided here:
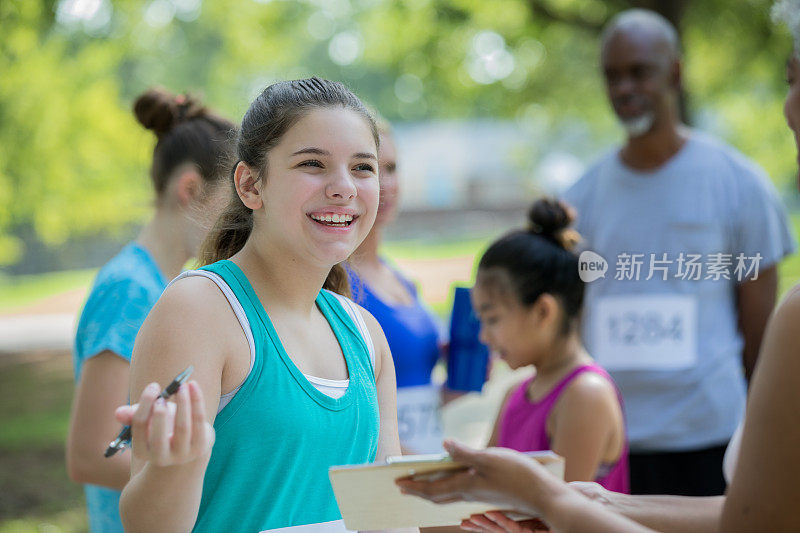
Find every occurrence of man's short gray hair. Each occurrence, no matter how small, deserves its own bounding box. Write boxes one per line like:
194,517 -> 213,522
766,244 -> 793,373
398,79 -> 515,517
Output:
601,8 -> 681,61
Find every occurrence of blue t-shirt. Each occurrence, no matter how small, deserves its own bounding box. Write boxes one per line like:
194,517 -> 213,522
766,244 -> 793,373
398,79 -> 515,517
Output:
349,264 -> 440,388
564,132 -> 796,452
73,242 -> 168,533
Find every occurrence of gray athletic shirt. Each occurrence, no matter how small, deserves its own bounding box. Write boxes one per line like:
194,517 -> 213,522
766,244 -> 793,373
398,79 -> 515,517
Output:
564,132 -> 795,451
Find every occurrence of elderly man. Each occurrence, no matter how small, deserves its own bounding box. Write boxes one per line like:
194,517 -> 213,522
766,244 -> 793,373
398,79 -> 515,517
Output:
564,9 -> 795,496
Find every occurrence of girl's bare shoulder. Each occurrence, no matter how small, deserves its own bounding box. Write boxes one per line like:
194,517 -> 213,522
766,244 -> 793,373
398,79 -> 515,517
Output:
144,274 -> 245,341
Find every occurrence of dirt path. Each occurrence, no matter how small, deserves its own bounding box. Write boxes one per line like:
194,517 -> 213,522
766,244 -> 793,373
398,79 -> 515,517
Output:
393,255 -> 476,305
0,287 -> 88,317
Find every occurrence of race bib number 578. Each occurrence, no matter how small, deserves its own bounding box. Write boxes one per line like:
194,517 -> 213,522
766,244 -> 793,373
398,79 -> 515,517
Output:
591,294 -> 698,371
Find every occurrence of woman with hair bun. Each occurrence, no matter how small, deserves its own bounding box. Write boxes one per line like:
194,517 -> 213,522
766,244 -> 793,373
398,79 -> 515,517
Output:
470,197 -> 628,496
114,78 -> 409,532
66,88 -> 235,533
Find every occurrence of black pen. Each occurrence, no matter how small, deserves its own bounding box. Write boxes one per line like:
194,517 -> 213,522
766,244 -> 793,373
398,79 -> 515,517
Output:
104,366 -> 194,458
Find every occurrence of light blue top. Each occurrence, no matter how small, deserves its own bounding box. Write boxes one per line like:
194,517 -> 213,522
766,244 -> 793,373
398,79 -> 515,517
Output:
73,242 -> 168,533
564,132 -> 796,452
191,260 -> 379,532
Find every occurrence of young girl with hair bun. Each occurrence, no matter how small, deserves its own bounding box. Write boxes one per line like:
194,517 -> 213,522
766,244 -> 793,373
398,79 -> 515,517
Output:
116,78 -> 410,532
475,198 -> 628,493
67,88 -> 235,533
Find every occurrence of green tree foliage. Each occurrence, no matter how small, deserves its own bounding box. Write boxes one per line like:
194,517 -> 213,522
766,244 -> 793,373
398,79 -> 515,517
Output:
0,0 -> 794,269
1,0 -> 151,266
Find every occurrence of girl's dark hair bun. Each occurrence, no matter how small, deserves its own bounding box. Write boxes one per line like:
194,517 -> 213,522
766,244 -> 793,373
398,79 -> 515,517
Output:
133,87 -> 206,139
527,197 -> 581,251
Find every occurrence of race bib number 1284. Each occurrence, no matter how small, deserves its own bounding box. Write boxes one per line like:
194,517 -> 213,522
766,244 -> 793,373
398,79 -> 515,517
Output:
591,294 -> 698,371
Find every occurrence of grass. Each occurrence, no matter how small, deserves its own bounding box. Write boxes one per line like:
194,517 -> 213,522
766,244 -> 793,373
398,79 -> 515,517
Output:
0,353 -> 86,532
0,270 -> 96,314
383,237 -> 490,262
0,508 -> 88,533
0,356 -> 75,451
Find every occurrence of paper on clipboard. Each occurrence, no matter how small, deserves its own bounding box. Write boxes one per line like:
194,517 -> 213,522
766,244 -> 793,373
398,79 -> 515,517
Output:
329,451 -> 564,530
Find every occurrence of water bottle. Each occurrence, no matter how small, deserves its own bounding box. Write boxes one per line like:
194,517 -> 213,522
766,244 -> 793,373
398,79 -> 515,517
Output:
446,286 -> 490,392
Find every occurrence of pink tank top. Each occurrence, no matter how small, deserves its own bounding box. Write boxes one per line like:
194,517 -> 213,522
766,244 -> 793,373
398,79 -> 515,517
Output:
497,363 -> 629,493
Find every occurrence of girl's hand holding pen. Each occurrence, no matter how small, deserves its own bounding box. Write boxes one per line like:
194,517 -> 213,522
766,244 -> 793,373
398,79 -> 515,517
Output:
115,380 -> 215,467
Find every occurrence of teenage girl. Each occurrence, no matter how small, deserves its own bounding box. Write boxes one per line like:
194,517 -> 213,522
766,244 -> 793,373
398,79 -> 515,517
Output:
476,198 -> 628,492
115,78 -> 409,533
66,89 -> 233,533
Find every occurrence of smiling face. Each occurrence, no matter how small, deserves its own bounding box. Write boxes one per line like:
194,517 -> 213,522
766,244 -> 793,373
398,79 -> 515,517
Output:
601,28 -> 679,137
253,107 -> 379,267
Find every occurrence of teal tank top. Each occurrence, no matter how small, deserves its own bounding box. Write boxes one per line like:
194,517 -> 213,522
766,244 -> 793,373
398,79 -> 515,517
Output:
191,260 -> 380,532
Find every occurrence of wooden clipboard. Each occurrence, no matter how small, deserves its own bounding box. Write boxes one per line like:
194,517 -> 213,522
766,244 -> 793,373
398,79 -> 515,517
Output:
329,451 -> 564,530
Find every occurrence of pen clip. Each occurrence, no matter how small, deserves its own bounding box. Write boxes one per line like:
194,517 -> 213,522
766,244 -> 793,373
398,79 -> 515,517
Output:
162,365 -> 194,397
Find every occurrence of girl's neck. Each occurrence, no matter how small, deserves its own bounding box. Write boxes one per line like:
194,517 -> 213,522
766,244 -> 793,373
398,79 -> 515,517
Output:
535,331 -> 591,380
352,226 -> 383,269
232,238 -> 331,317
136,208 -> 192,281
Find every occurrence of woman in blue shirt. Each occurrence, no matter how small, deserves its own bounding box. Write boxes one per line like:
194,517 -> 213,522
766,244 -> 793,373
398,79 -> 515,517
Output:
66,88 -> 234,533
348,120 -> 446,454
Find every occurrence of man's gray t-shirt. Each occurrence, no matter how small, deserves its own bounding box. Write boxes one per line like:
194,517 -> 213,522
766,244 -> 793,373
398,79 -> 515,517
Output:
564,132 -> 795,452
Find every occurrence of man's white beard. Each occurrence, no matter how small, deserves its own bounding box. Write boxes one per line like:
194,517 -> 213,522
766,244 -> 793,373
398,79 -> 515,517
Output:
621,112 -> 655,137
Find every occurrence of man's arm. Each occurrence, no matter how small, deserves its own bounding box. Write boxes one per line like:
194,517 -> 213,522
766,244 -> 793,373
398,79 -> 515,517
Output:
736,265 -> 777,382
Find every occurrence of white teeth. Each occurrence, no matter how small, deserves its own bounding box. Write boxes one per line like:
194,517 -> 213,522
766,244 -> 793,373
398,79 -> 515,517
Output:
310,213 -> 354,224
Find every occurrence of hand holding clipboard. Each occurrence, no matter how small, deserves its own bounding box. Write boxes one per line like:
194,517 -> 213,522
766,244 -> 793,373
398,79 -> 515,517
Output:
329,440 -> 564,530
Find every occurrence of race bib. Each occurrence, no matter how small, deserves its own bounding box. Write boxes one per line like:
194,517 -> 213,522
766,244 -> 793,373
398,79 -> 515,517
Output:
396,385 -> 444,454
591,294 -> 698,371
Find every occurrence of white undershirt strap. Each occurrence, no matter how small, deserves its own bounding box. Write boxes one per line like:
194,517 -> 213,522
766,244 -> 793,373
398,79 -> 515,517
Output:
329,291 -> 376,373
169,271 -> 375,411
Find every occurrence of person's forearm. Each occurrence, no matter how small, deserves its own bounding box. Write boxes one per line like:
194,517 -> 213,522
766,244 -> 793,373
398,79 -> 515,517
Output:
614,494 -> 723,533
68,449 -> 131,490
542,491 -> 657,533
120,454 -> 210,533
524,476 -> 655,533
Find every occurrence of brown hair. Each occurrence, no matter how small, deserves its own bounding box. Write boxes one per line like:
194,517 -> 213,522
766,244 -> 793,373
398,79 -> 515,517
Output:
199,77 -> 379,297
133,88 -> 235,197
